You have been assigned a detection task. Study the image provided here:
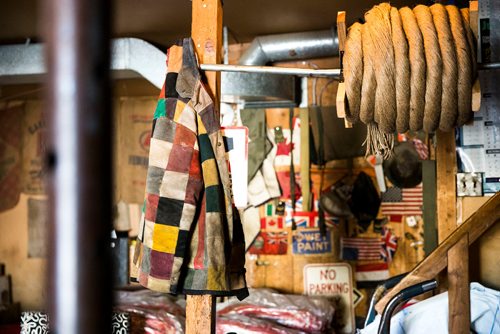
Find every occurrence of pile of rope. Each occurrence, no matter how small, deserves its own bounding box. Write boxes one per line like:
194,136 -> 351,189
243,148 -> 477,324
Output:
343,3 -> 477,158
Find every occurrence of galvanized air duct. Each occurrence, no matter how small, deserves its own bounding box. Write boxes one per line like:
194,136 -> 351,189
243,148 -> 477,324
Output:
0,38 -> 166,88
221,28 -> 338,107
238,29 -> 338,65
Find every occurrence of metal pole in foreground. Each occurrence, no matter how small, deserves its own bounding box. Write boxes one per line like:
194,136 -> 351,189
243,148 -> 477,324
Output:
44,0 -> 113,332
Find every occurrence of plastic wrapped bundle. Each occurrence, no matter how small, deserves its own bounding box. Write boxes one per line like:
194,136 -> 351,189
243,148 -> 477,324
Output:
217,315 -> 306,334
114,290 -> 185,334
217,288 -> 336,333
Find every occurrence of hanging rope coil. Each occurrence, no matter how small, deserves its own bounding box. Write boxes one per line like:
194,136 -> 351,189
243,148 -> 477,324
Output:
399,7 -> 426,132
460,8 -> 477,80
359,22 -> 377,125
447,5 -> 473,127
344,22 -> 363,123
414,5 -> 443,133
344,3 -> 476,157
430,4 -> 458,131
366,3 -> 396,134
391,6 -> 410,134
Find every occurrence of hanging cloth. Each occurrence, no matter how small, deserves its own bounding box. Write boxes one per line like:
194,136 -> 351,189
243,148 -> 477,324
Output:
132,38 -> 248,300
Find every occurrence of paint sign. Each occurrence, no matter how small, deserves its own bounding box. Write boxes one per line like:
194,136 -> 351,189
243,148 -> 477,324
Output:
292,229 -> 331,254
304,263 -> 354,333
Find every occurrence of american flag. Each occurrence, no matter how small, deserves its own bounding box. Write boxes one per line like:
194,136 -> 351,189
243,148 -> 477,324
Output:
356,262 -> 390,282
380,184 -> 423,216
412,139 -> 429,160
380,227 -> 398,263
341,237 -> 384,261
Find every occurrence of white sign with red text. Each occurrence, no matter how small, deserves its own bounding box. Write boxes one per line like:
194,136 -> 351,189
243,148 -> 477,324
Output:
304,263 -> 354,333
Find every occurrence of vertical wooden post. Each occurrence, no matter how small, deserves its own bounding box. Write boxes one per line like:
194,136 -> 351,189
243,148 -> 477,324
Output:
436,130 -> 457,243
448,235 -> 469,333
436,130 -> 470,334
335,11 -> 352,128
45,0 -> 113,333
191,0 -> 223,103
186,0 -> 222,333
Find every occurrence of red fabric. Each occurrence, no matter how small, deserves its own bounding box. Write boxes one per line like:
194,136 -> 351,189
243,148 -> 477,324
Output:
276,142 -> 294,156
276,171 -> 301,200
0,324 -> 21,334
217,316 -> 300,334
218,304 -> 326,332
248,231 -> 288,255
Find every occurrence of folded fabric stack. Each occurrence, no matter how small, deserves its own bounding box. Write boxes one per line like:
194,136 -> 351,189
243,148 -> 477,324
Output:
217,288 -> 337,334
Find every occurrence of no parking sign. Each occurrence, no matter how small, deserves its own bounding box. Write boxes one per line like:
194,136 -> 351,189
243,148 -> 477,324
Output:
304,263 -> 355,333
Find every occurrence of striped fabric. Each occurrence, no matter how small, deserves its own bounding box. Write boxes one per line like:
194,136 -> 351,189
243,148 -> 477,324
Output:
284,198 -> 339,228
412,138 -> 429,160
380,184 -> 423,216
133,38 -> 247,299
380,227 -> 398,263
355,263 -> 390,282
341,237 -> 384,261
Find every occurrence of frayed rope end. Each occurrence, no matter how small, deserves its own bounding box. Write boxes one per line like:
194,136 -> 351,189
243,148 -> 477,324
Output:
364,123 -> 395,159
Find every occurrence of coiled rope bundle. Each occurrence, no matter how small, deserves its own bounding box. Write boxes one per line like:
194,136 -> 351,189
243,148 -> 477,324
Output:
344,3 -> 476,158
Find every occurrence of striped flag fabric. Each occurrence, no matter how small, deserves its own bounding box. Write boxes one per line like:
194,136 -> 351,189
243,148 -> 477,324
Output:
380,184 -> 423,216
412,138 -> 429,160
341,237 -> 384,261
284,198 -> 339,228
380,227 -> 398,263
355,263 -> 390,282
266,231 -> 288,245
286,211 -> 317,228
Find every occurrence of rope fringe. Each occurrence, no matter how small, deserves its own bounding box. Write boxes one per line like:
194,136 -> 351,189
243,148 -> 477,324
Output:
365,123 -> 394,159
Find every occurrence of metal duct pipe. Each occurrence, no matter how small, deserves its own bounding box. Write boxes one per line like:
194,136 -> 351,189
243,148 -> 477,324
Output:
0,38 -> 166,88
238,28 -> 338,65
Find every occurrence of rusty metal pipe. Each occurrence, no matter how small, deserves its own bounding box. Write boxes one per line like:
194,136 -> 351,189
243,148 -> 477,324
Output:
44,0 -> 113,332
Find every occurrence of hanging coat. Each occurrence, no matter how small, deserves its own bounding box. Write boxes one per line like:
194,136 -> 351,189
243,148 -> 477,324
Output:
133,38 -> 248,300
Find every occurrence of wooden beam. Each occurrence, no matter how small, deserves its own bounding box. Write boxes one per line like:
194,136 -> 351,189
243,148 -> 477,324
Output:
469,1 -> 479,41
191,0 -> 223,103
187,1 -> 222,334
375,192 -> 500,314
436,130 -> 457,242
186,294 -> 217,334
422,160 -> 438,255
436,126 -> 469,334
448,235 -> 469,333
335,11 -> 352,128
470,1 -> 481,112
